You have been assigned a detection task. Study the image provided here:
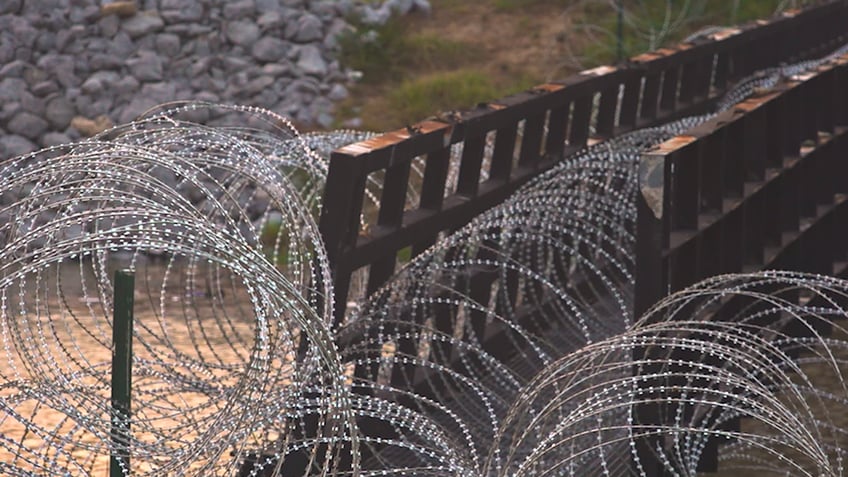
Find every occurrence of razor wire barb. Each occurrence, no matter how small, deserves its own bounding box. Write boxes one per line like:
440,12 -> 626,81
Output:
1,33 -> 848,477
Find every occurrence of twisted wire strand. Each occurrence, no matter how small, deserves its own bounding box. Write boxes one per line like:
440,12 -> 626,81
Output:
0,133 -> 354,474
489,271 -> 848,476
326,42 -> 848,476
327,120 -> 697,476
1,33 -> 847,477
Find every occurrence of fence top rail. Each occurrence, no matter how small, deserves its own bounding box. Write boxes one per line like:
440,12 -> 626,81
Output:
329,1 -> 847,167
321,1 -> 848,323
635,46 -> 848,315
333,120 -> 451,173
638,59 -> 841,218
644,51 -> 848,164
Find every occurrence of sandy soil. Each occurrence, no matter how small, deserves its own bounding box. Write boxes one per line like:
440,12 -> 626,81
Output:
0,263 -> 296,476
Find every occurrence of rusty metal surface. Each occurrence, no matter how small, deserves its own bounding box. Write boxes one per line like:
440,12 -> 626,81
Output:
529,83 -> 566,93
337,120 -> 451,157
579,65 -> 617,76
652,135 -> 698,155
709,27 -> 742,41
732,90 -> 783,112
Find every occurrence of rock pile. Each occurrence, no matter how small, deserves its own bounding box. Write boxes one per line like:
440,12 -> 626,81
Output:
0,0 -> 430,160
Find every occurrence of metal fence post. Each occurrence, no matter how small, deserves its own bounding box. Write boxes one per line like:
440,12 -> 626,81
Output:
110,269 -> 134,477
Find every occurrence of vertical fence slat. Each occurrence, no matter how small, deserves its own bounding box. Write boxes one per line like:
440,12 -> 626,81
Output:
763,180 -> 783,248
800,73 -> 820,143
670,141 -> 700,231
764,95 -> 785,169
713,49 -> 730,91
640,72 -> 661,122
419,147 -> 452,211
659,66 -> 679,113
781,159 -> 802,234
518,112 -> 546,168
455,133 -> 487,197
699,128 -> 724,214
489,123 -> 518,181
569,96 -> 592,148
368,154 -> 414,294
743,190 -> 766,268
618,73 -> 642,130
413,148 -> 451,257
743,105 -> 768,182
595,84 -> 619,137
544,104 -> 569,160
635,151 -> 670,318
319,150 -> 368,324
782,84 -> 803,158
723,118 -> 745,198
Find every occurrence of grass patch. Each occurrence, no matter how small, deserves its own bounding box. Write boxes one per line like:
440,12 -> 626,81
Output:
336,0 -> 798,131
387,70 -> 500,123
493,0 -> 568,12
259,215 -> 292,268
339,19 -> 475,85
569,0 -> 800,67
396,246 -> 412,265
351,69 -> 538,130
337,6 -> 542,131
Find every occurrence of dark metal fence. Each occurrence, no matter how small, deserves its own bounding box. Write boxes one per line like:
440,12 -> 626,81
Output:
635,52 -> 848,318
231,4 -> 848,477
633,48 -> 848,476
319,1 -> 848,325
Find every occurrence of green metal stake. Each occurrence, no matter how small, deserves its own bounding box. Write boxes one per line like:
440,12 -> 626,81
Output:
110,269 -> 134,477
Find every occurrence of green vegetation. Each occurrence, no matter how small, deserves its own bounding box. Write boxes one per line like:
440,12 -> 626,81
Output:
397,246 -> 412,265
386,70 -> 505,125
339,19 -> 474,84
492,0 -> 568,12
259,215 -> 290,267
573,0 -> 808,66
337,8 -> 537,130
336,0 -> 813,131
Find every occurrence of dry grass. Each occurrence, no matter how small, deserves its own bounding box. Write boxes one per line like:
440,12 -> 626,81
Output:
338,0 -> 580,131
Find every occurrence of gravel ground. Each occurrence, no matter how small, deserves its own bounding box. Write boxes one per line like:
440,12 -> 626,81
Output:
0,0 -> 430,160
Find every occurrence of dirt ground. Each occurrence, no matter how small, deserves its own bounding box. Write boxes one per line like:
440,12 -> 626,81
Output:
0,263 -> 295,475
345,0 -> 591,131
5,291 -> 846,475
414,1 -> 585,82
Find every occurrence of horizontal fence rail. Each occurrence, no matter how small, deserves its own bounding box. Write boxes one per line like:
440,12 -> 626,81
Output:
320,1 -> 848,325
634,49 -> 848,476
635,51 -> 848,317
